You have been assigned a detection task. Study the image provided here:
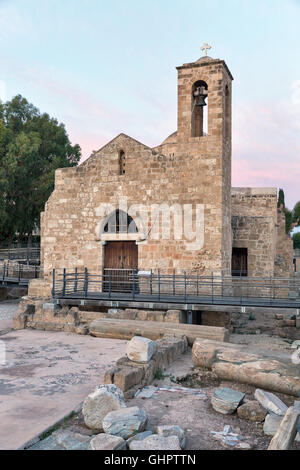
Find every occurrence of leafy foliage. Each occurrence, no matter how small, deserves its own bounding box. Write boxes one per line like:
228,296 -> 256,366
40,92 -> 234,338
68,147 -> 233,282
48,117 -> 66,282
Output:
293,232 -> 300,249
277,189 -> 300,234
0,95 -> 81,243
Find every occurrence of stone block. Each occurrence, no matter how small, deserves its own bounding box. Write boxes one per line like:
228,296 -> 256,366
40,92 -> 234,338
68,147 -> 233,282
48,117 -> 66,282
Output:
156,425 -> 185,448
82,384 -> 126,431
90,434 -> 126,450
129,434 -> 181,450
102,406 -> 147,439
165,310 -> 181,323
113,366 -> 144,391
211,387 -> 245,415
254,389 -> 288,416
237,401 -> 267,422
126,336 -> 156,363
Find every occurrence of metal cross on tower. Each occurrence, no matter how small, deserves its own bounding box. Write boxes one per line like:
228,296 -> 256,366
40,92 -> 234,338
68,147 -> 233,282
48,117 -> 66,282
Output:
201,42 -> 212,57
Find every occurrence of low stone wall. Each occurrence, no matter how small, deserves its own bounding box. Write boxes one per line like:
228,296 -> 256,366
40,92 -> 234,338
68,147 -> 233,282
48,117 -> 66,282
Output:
13,301 -> 182,333
231,310 -> 300,338
104,334 -> 189,398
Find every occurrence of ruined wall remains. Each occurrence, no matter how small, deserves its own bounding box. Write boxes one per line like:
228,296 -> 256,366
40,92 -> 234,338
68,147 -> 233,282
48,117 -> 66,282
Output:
231,188 -> 294,277
231,188 -> 277,277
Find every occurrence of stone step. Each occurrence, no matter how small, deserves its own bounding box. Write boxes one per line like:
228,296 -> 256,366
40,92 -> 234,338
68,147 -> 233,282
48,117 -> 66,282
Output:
88,318 -> 229,344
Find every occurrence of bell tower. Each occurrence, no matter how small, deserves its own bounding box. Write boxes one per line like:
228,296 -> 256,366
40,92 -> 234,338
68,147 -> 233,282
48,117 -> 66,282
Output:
176,50 -> 233,146
176,48 -> 234,276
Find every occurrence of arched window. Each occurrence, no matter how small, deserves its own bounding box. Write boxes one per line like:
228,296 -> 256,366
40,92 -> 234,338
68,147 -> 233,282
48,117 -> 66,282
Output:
119,150 -> 125,175
104,210 -> 138,234
191,80 -> 208,138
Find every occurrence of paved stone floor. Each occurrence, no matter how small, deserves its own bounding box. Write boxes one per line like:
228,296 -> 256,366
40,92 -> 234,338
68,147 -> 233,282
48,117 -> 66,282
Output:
0,323 -> 126,450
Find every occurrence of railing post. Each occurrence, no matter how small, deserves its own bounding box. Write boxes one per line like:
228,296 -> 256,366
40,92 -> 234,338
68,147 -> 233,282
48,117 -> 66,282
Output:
270,276 -> 272,305
197,273 -> 199,297
132,271 -> 135,300
62,268 -> 66,297
3,261 -> 5,281
240,272 -> 242,305
108,270 -> 111,299
184,271 -> 187,302
51,269 -> 56,297
173,269 -> 176,296
34,265 -> 37,279
84,268 -> 88,298
150,269 -> 153,296
158,269 -> 161,301
211,272 -> 214,304
74,267 -> 78,293
18,263 -> 21,282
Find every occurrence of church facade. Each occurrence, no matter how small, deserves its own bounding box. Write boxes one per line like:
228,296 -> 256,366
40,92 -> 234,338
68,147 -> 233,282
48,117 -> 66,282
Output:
40,53 -> 293,285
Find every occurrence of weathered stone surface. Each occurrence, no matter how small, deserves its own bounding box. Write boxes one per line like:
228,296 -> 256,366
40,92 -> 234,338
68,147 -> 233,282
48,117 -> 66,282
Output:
268,404 -> 300,450
263,412 -> 300,442
82,384 -> 126,431
254,389 -> 288,416
114,366 -> 144,391
263,413 -> 283,436
126,336 -> 156,363
192,339 -> 300,397
90,433 -> 126,450
52,430 -> 92,450
129,434 -> 181,450
28,430 -> 92,450
28,435 -> 65,450
156,425 -> 185,448
102,406 -> 147,439
89,319 -> 229,345
126,431 -> 153,446
211,387 -> 245,415
237,401 -> 267,422
165,310 -> 181,323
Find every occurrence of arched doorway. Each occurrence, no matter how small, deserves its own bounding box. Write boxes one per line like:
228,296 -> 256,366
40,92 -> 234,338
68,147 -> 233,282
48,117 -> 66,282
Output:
103,210 -> 138,292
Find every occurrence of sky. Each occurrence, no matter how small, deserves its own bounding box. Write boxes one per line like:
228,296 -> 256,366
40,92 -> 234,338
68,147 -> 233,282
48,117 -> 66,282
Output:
0,0 -> 299,209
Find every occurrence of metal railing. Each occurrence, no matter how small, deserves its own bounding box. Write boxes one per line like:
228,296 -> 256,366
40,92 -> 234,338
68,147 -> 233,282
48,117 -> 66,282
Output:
0,247 -> 40,262
51,268 -> 300,308
0,261 -> 43,284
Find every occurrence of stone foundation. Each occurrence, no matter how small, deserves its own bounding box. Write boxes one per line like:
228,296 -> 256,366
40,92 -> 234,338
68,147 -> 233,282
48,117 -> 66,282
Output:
104,334 -> 189,398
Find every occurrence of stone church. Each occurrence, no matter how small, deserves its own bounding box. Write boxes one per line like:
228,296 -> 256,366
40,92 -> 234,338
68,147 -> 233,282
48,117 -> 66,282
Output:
39,51 -> 293,289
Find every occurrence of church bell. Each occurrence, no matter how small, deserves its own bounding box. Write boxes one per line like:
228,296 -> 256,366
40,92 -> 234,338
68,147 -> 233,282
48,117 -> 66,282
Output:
193,86 -> 207,107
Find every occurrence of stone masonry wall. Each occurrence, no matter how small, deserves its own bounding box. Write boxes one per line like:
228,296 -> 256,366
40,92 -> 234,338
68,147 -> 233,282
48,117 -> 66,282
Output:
275,209 -> 294,277
231,188 -> 278,277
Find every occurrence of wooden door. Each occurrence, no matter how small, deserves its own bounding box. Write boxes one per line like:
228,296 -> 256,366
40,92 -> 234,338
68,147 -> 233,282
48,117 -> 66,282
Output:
104,241 -> 138,292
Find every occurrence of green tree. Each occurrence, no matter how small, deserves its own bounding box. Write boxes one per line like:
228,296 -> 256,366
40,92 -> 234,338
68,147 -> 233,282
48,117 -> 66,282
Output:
293,232 -> 300,249
0,95 -> 81,244
292,201 -> 300,226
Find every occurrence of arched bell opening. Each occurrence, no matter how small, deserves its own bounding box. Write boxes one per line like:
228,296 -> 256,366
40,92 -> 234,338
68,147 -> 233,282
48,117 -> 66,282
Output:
191,80 -> 208,138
